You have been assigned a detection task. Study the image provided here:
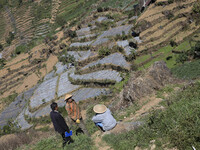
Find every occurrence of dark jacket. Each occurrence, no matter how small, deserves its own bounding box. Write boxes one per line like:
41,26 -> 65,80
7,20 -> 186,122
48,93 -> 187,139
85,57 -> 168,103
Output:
50,110 -> 70,134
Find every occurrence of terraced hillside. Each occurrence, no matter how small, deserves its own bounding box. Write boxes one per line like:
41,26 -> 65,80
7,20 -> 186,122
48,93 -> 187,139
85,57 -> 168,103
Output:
135,0 -> 199,52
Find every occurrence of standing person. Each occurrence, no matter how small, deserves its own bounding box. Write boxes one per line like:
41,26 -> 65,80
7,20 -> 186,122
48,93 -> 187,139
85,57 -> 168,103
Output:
50,102 -> 73,148
65,94 -> 90,136
92,104 -> 117,132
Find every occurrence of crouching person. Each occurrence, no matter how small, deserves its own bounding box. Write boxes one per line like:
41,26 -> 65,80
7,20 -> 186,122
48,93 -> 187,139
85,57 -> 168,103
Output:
92,104 -> 117,132
50,102 -> 73,148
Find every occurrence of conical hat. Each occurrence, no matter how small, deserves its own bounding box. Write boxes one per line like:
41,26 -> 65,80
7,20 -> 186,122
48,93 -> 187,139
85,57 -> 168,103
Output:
93,104 -> 107,113
64,94 -> 72,101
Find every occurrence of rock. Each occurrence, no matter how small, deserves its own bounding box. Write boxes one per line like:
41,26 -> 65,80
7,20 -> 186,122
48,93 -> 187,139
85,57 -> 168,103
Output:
123,61 -> 173,104
0,53 -> 2,59
15,110 -> 32,130
92,38 -> 109,46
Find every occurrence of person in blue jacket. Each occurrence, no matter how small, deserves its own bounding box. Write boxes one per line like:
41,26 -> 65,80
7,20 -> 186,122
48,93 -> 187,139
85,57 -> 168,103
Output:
92,104 -> 117,132
50,102 -> 73,147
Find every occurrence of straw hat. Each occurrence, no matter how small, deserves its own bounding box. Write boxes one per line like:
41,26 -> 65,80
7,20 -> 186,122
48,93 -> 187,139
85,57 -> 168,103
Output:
93,104 -> 107,113
64,94 -> 72,101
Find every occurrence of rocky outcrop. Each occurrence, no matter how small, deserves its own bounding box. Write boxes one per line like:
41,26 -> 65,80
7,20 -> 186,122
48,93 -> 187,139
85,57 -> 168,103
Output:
123,61 -> 173,104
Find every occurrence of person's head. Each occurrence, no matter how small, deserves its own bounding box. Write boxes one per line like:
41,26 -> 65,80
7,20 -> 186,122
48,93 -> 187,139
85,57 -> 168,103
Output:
93,104 -> 107,114
64,94 -> 73,103
51,102 -> 58,111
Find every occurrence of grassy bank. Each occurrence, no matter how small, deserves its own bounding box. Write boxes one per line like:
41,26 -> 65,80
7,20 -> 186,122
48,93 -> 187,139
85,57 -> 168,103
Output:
103,81 -> 200,150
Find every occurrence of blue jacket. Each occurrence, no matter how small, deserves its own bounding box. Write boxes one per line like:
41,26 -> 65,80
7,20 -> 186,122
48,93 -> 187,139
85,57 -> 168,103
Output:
92,109 -> 116,131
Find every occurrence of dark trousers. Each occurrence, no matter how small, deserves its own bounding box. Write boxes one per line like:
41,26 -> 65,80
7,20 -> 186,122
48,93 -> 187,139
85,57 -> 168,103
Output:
61,132 -> 73,147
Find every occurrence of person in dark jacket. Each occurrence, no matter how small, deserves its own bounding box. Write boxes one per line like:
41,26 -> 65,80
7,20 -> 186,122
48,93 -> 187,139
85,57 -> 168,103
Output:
50,102 -> 73,147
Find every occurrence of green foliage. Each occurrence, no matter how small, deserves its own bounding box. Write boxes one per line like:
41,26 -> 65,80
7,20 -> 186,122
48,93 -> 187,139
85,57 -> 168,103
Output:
168,0 -> 174,4
58,53 -> 76,65
0,58 -> 6,69
97,7 -> 103,12
0,121 -> 19,135
170,39 -> 177,47
15,44 -> 27,55
6,32 -> 15,45
172,59 -> 200,79
103,82 -> 200,150
1,93 -> 18,106
98,47 -> 111,58
175,53 -> 188,64
193,2 -> 200,14
85,105 -> 98,135
56,16 -> 67,27
0,0 -> 7,8
0,44 -> 3,51
27,134 -> 95,150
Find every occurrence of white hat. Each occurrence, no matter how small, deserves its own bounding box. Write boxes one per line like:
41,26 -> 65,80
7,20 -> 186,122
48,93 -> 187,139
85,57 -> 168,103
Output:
64,94 -> 72,101
93,104 -> 107,113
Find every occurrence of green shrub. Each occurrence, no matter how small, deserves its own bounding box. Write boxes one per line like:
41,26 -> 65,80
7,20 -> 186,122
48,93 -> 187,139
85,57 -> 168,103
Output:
0,58 -> 6,68
1,93 -> 18,106
170,40 -> 177,47
176,53 -> 188,64
103,82 -> 200,150
98,47 -> 111,57
0,44 -> 3,51
193,2 -> 200,14
97,7 -> 103,12
168,0 -> 174,4
15,44 -> 28,55
6,32 -> 15,45
56,16 -> 67,27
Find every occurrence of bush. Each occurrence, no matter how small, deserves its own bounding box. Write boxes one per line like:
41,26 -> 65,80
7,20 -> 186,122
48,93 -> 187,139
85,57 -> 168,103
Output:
0,58 -> 6,68
170,40 -> 177,47
193,2 -> 200,14
103,82 -> 200,150
97,7 -> 103,12
176,53 -> 188,64
0,44 -> 3,51
6,32 -> 15,45
98,47 -> 111,58
56,16 -> 67,27
15,44 -> 28,55
168,0 -> 174,4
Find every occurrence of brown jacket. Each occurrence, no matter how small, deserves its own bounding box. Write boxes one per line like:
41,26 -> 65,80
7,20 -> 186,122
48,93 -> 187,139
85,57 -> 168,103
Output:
65,100 -> 81,121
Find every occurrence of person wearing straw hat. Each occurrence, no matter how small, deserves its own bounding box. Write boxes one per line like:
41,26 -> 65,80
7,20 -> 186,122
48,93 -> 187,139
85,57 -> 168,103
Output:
92,104 -> 117,131
64,94 -> 89,136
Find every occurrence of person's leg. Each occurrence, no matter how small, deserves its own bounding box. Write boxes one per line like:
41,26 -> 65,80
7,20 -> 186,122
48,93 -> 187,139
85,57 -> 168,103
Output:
61,132 -> 74,148
78,119 -> 90,136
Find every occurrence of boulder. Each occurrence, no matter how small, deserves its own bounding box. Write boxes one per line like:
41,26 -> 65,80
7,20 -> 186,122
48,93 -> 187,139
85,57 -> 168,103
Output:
123,61 -> 173,104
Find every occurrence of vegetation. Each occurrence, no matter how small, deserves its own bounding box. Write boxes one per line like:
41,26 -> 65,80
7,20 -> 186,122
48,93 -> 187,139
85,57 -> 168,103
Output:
1,93 -> 18,107
172,59 -> 200,80
103,82 -> 200,150
6,32 -> 15,45
98,47 -> 111,58
193,2 -> 200,14
175,41 -> 200,64
0,58 -> 6,69
21,134 -> 95,150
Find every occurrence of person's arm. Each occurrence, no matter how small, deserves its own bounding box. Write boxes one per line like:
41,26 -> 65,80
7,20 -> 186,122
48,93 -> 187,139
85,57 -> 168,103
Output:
92,114 -> 103,123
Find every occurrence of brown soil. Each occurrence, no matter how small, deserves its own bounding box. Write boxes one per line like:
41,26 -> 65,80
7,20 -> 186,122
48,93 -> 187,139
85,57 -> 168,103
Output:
45,55 -> 58,73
